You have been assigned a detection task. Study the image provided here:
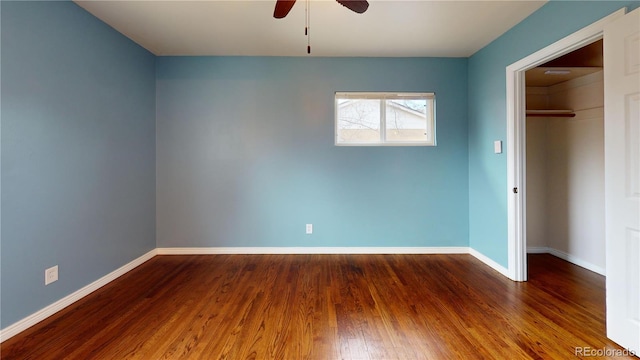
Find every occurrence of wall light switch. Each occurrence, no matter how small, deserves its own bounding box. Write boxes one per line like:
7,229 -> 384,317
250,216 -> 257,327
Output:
494,140 -> 502,154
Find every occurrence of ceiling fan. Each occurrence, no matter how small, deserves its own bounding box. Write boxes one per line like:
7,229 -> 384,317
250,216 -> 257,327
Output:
273,0 -> 369,19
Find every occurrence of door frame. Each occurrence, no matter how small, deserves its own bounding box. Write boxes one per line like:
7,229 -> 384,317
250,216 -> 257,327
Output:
505,8 -> 627,281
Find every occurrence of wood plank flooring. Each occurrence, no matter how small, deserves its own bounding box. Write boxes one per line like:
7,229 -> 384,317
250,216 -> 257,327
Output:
1,254 -> 634,359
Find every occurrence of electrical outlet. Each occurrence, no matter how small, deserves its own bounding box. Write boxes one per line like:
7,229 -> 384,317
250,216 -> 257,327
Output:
306,224 -> 313,235
45,265 -> 58,285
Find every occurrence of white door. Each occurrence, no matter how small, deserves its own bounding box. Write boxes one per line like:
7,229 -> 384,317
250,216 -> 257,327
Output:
604,7 -> 640,354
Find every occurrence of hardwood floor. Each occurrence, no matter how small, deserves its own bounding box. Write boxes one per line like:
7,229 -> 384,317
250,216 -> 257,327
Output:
1,254 -> 634,359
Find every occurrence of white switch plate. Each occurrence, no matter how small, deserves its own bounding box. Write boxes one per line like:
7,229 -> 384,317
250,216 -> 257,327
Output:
494,140 -> 502,154
306,224 -> 313,235
45,265 -> 58,285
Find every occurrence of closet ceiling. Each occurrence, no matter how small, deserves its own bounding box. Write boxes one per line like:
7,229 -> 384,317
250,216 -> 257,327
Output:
526,40 -> 603,87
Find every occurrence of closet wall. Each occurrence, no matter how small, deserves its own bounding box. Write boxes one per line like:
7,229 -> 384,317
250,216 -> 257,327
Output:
526,70 -> 605,274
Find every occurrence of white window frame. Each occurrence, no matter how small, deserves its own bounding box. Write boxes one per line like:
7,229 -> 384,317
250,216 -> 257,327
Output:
335,92 -> 436,146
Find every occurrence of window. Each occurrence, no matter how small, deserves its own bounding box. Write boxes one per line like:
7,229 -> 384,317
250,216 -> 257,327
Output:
335,92 -> 435,146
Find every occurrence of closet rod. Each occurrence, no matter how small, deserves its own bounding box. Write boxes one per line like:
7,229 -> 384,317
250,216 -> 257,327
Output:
526,110 -> 575,117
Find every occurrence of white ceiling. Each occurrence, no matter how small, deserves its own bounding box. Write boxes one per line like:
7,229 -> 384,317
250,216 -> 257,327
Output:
74,0 -> 547,57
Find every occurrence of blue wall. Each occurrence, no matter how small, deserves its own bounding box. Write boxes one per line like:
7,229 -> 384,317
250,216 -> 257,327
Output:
467,1 -> 639,267
1,1 -> 156,327
156,57 -> 469,248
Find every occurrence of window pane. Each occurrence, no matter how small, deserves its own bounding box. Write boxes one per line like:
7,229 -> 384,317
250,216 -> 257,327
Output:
385,99 -> 428,142
336,99 -> 381,143
335,92 -> 435,146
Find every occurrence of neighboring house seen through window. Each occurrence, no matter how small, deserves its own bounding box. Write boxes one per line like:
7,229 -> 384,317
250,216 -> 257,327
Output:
335,92 -> 435,146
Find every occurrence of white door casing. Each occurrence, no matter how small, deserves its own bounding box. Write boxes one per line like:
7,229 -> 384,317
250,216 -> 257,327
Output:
604,7 -> 640,354
506,9 -> 625,282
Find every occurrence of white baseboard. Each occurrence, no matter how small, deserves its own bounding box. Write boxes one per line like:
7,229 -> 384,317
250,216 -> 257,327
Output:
526,246 -> 550,254
0,249 -> 157,343
527,246 -> 605,276
156,246 -> 470,255
159,247 -> 513,280
1,246 -> 515,342
546,248 -> 606,276
468,248 -> 511,278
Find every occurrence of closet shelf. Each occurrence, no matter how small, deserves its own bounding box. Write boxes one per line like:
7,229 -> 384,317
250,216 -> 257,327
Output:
526,110 -> 575,117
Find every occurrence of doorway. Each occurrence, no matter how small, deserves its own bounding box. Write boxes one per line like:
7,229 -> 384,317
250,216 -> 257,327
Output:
507,7 -> 640,353
524,40 -> 606,276
505,9 -> 626,282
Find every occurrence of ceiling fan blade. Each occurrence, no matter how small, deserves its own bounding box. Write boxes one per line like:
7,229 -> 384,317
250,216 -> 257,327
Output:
274,0 -> 296,18
336,0 -> 369,14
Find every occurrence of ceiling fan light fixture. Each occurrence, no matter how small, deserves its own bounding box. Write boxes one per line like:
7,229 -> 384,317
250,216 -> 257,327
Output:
273,0 -> 369,19
273,0 -> 369,54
